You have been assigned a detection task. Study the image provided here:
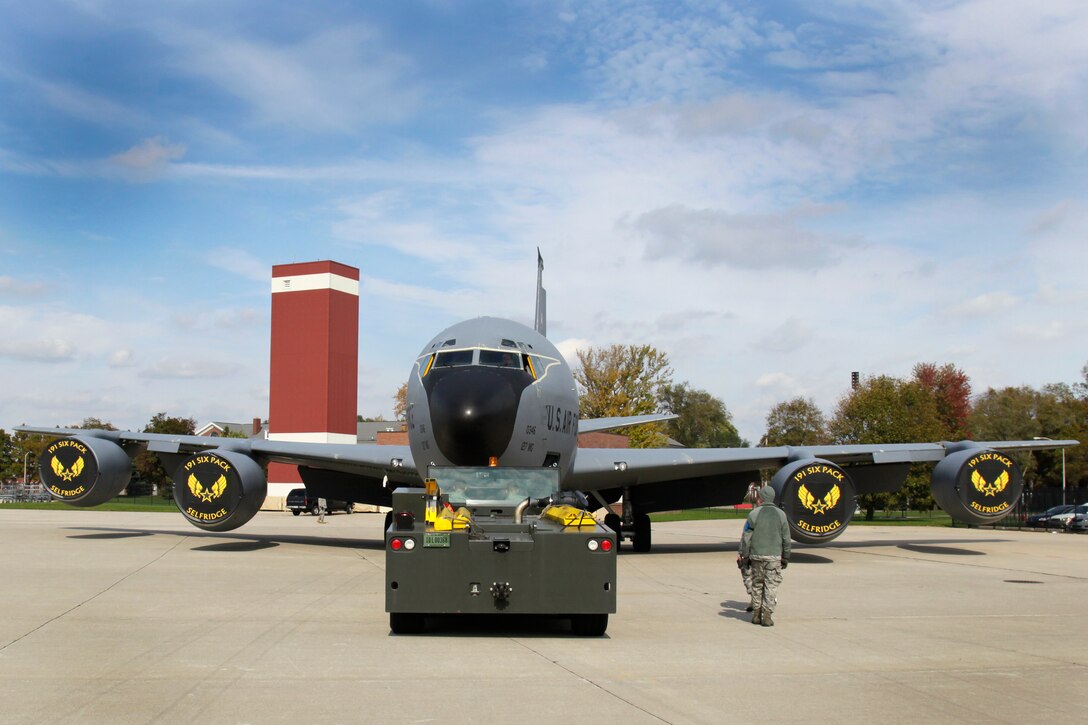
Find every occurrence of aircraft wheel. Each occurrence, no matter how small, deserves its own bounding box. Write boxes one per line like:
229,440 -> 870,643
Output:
345,504 -> 353,514
633,513 -> 651,552
384,511 -> 394,531
571,613 -> 608,637
291,510 -> 301,516
390,612 -> 425,635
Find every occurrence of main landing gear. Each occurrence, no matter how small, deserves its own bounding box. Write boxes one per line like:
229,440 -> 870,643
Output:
603,495 -> 652,552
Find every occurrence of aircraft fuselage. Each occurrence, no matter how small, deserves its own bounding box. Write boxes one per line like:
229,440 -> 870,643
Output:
406,317 -> 580,483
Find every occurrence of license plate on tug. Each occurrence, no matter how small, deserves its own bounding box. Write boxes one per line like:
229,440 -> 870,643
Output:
424,532 -> 450,548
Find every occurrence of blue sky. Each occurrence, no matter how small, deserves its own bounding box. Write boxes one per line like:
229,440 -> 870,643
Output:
1,0 -> 1086,443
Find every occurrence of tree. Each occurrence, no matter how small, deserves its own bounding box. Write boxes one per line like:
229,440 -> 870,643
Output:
1032,383 -> 1088,494
133,413 -> 196,498
0,429 -> 17,482
393,382 -> 408,421
574,344 -> 672,448
763,397 -> 829,447
659,382 -> 744,448
10,430 -> 50,484
829,375 -> 944,518
73,417 -> 117,431
912,362 -> 972,439
968,385 -> 1042,486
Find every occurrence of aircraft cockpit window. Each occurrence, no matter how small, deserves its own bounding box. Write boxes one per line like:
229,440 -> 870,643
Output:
433,350 -> 474,368
479,350 -> 523,369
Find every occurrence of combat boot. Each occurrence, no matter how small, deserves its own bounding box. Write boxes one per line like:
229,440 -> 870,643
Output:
751,608 -> 762,624
746,601 -> 754,612
761,611 -> 774,627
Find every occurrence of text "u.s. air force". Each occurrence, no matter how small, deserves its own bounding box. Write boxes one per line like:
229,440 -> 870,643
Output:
545,405 -> 575,435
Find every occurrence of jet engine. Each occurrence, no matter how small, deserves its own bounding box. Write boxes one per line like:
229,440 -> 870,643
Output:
38,436 -> 132,506
931,444 -> 1023,525
172,450 -> 267,532
770,458 -> 856,545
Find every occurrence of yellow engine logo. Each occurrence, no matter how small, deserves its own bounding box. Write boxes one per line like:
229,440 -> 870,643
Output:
187,473 -> 228,502
51,456 -> 85,482
971,469 -> 1009,497
799,483 -> 840,514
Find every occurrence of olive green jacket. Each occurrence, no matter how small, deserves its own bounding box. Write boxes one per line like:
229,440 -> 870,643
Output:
740,502 -> 791,560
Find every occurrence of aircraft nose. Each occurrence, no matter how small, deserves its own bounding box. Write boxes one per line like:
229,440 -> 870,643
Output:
426,368 -> 521,465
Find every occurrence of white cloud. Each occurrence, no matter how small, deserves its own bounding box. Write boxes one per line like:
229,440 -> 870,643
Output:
108,137 -> 186,179
360,275 -> 487,316
33,76 -> 143,128
633,204 -> 854,270
206,248 -> 269,283
0,276 -> 47,296
754,372 -> 803,395
751,319 -> 814,354
331,194 -> 479,262
0,338 -> 76,362
140,359 -> 239,379
554,338 -> 593,367
158,23 -> 420,130
108,349 -> 135,367
947,292 -> 1019,318
215,308 -> 262,330
1011,321 -> 1066,341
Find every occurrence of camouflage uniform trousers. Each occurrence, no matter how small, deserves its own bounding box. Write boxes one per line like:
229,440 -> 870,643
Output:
749,555 -> 783,615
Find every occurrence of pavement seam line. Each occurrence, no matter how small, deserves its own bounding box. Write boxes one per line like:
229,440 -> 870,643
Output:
826,547 -> 1088,581
0,535 -> 189,653
511,639 -> 672,724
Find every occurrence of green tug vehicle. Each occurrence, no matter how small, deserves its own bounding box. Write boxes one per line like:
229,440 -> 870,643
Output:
385,466 -> 617,636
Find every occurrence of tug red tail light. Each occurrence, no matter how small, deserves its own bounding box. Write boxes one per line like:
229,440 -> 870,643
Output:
587,538 -> 614,552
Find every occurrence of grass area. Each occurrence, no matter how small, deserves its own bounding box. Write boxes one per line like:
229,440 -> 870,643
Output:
0,497 -> 178,512
649,509 -> 748,522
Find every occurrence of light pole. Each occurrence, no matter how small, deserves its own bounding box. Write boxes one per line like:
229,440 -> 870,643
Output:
1061,447 -> 1067,506
23,451 -> 35,486
1033,437 -> 1066,506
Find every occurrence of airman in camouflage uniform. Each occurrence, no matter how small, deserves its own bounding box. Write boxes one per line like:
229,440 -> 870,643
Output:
739,484 -> 790,626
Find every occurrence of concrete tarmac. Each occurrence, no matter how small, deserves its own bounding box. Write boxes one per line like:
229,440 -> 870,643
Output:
0,508 -> 1085,724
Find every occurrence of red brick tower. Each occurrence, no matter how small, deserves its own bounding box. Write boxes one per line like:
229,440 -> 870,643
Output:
267,261 -> 359,497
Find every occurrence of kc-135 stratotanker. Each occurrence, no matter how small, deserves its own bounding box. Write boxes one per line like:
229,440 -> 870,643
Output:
18,253 -> 1078,634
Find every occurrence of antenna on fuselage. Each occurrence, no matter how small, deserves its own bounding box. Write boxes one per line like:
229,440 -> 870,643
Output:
534,248 -> 547,337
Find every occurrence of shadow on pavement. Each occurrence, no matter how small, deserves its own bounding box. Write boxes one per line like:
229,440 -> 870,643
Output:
62,525 -> 385,551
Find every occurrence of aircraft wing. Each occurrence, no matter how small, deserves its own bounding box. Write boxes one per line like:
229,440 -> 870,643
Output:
569,439 -> 1080,491
568,437 -> 1078,550
579,413 -> 678,434
16,426 -> 419,483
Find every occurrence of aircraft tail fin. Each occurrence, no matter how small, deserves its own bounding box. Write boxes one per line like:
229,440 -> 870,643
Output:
534,248 -> 547,337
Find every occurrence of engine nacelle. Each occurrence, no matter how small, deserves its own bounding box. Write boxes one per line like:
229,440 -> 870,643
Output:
770,458 -> 856,545
172,450 -> 267,532
931,446 -> 1022,525
39,436 -> 132,506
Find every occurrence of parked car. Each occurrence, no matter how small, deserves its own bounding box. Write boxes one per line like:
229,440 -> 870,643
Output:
1068,512 -> 1088,533
286,488 -> 353,516
1054,503 -> 1088,529
1025,504 -> 1074,528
